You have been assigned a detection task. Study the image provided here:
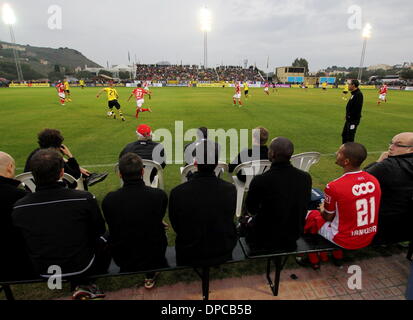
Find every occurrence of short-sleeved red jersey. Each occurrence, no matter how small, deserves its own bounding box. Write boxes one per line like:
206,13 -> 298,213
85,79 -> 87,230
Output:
132,88 -> 148,100
379,86 -> 388,95
235,85 -> 241,94
56,83 -> 65,93
323,171 -> 381,249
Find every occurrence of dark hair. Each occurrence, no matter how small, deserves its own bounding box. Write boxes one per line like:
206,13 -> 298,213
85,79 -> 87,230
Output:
30,149 -> 64,186
195,140 -> 219,173
198,127 -> 208,140
119,153 -> 144,181
38,129 -> 64,149
350,79 -> 360,88
342,142 -> 367,167
253,127 -> 269,145
269,137 -> 294,163
137,83 -> 142,88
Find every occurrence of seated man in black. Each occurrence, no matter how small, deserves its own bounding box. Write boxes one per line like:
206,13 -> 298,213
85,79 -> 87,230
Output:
169,140 -> 237,267
365,132 -> 413,244
24,129 -> 108,189
119,124 -> 166,183
13,149 -> 109,300
0,152 -> 34,281
102,153 -> 168,289
245,137 -> 312,252
184,127 -> 221,166
229,126 -> 269,182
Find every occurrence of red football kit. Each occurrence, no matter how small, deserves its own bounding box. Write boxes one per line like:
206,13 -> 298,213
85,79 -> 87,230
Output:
56,83 -> 65,93
132,88 -> 148,100
315,171 -> 381,249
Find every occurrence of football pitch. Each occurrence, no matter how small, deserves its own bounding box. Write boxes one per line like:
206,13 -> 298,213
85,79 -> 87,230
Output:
1,87 -> 412,197
1,86 -> 412,298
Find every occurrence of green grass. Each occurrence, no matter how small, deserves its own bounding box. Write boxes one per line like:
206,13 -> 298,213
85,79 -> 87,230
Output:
0,87 -> 412,299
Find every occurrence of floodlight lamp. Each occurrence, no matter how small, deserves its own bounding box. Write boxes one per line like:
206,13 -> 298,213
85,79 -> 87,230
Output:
362,23 -> 372,39
2,3 -> 16,25
200,7 -> 211,32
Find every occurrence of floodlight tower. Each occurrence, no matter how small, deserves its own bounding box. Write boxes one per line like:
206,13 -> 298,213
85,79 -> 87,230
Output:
200,6 -> 211,69
357,23 -> 372,82
2,3 -> 24,82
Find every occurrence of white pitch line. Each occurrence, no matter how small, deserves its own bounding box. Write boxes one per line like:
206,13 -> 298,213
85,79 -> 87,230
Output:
16,151 -> 386,171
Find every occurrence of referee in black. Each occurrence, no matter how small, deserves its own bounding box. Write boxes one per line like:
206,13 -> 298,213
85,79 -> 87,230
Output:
342,79 -> 364,144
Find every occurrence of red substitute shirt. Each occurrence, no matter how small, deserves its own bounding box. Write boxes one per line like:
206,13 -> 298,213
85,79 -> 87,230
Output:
56,83 -> 65,93
235,86 -> 241,94
323,171 -> 381,250
379,86 -> 388,94
132,88 -> 148,100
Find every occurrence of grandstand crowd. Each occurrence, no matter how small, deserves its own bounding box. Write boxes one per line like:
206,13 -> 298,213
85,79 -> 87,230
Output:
1,125 -> 413,300
124,65 -> 263,82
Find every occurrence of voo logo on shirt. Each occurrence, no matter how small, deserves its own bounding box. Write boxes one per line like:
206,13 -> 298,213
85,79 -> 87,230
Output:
352,182 -> 376,196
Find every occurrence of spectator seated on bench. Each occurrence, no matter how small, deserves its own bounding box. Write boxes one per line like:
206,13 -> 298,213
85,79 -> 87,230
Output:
229,126 -> 269,183
119,124 -> 166,184
365,132 -> 413,245
12,149 -> 110,300
0,152 -> 35,282
24,129 -> 108,190
169,140 -> 238,267
302,143 -> 382,269
103,153 -> 168,289
242,137 -> 312,253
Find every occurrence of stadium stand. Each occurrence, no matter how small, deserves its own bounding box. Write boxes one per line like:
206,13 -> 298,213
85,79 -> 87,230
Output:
135,64 -> 263,82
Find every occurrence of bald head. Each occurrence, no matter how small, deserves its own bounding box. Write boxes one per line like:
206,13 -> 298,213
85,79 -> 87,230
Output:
389,132 -> 413,156
0,151 -> 16,178
268,137 -> 294,163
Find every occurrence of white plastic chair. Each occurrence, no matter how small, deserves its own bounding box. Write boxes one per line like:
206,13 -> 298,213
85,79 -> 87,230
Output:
232,160 -> 272,217
180,162 -> 229,184
142,159 -> 165,190
116,160 -> 165,190
290,152 -> 321,172
15,172 -> 83,192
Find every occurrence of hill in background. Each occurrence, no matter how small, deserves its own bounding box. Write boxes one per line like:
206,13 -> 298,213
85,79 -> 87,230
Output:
0,40 -> 101,80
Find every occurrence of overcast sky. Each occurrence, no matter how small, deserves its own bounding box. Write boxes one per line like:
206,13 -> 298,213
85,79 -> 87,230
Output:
0,0 -> 412,71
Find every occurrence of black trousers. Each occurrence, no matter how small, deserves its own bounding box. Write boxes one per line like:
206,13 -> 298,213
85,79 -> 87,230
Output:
342,120 -> 360,144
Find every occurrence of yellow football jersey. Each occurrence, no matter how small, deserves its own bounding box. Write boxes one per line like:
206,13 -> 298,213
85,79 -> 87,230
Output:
244,83 -> 249,91
344,84 -> 349,92
64,81 -> 70,90
322,82 -> 327,88
104,88 -> 118,101
79,80 -> 85,86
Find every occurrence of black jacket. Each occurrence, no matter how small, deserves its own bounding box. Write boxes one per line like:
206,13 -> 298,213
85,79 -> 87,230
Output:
184,139 -> 221,166
169,172 -> 237,266
346,88 -> 364,122
12,184 -> 106,276
245,162 -> 312,251
119,140 -> 166,168
102,179 -> 168,272
365,153 -> 413,218
0,176 -> 34,281
229,145 -> 269,173
25,148 -> 81,179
